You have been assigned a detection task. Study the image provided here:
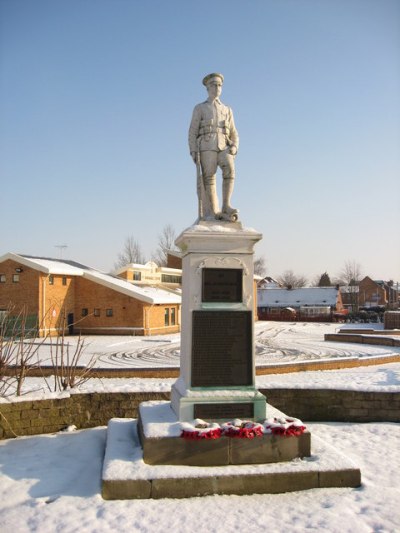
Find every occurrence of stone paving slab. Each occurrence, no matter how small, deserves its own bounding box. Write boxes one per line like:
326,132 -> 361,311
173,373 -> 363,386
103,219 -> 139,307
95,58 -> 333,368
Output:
101,418 -> 361,499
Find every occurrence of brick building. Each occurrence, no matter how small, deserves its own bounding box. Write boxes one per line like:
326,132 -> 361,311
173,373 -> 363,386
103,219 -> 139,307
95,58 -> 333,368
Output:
358,276 -> 399,309
114,261 -> 182,290
0,253 -> 181,336
257,287 -> 344,322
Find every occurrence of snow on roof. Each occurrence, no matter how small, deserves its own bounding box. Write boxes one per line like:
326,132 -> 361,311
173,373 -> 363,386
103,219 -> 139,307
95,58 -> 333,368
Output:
258,287 -> 339,307
0,253 -> 181,305
84,270 -> 181,304
0,253 -> 86,275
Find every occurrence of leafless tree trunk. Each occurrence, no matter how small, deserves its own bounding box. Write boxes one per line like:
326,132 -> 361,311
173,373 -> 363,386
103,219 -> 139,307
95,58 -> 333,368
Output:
277,270 -> 308,289
114,236 -> 146,269
152,224 -> 177,266
254,256 -> 267,277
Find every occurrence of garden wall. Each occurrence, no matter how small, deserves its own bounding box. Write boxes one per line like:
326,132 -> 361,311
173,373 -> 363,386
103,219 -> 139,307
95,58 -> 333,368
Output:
1,388 -> 399,440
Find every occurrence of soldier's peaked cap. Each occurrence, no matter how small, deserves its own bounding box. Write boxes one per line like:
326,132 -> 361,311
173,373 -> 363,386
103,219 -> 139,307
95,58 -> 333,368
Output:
202,72 -> 224,86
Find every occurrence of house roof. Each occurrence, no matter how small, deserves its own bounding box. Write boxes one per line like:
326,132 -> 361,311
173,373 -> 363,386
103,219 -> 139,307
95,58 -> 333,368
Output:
0,253 -> 181,305
257,287 -> 339,308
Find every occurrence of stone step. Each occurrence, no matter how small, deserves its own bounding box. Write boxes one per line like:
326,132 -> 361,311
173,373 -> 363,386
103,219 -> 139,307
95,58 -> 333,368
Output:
102,416 -> 361,499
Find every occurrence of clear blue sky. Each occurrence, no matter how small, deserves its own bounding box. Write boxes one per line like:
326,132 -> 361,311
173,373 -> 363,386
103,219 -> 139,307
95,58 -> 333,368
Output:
1,0 -> 399,282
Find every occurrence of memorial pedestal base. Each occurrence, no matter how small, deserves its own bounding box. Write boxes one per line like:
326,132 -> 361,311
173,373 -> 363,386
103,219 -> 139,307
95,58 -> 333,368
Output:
138,401 -> 310,466
171,378 -> 267,422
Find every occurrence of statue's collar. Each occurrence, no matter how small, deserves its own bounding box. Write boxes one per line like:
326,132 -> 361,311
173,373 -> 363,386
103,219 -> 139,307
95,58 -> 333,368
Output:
206,97 -> 221,105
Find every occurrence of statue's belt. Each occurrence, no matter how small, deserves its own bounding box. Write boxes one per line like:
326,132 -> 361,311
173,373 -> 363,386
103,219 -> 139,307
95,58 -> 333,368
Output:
198,118 -> 230,136
198,125 -> 230,136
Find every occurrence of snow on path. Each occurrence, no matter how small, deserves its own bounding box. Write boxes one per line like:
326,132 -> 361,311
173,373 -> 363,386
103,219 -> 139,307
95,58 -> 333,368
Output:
0,422 -> 399,532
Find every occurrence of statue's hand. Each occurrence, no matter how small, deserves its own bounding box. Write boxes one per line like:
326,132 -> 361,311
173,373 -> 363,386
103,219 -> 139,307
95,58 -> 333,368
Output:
229,145 -> 238,156
191,151 -> 197,163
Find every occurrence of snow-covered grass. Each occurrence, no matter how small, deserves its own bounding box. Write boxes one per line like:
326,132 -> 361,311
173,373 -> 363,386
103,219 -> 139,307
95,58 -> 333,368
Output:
1,322 -> 399,531
2,321 -> 398,400
18,321 -> 400,370
0,422 -> 399,532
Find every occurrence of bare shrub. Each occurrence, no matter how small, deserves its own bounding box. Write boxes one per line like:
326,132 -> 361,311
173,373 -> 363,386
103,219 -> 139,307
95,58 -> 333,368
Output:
45,312 -> 97,391
0,306 -> 45,396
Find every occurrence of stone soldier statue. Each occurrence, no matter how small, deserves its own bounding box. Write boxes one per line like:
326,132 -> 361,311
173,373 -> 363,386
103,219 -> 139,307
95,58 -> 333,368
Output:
189,73 -> 239,221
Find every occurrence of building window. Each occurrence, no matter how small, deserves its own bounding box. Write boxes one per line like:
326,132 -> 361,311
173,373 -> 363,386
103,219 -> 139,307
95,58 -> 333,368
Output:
49,275 -> 54,285
0,275 -> 5,283
161,274 -> 182,284
164,308 -> 170,326
12,274 -> 20,283
94,308 -> 100,317
133,271 -> 142,281
171,308 -> 176,326
62,276 -> 67,286
106,309 -> 113,317
81,308 -> 88,317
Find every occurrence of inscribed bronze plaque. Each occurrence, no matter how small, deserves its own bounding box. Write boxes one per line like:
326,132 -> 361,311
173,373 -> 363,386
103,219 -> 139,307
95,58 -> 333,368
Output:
202,268 -> 242,303
194,403 -> 254,420
191,310 -> 252,387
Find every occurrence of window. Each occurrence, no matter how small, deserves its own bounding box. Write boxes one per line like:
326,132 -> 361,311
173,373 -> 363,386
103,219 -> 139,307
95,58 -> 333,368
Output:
161,274 -> 182,284
164,308 -> 170,326
171,308 -> 176,326
133,271 -> 142,281
106,309 -> 113,317
81,308 -> 88,317
94,308 -> 100,317
49,275 -> 54,285
62,276 -> 67,286
0,274 -> 5,283
12,274 -> 19,283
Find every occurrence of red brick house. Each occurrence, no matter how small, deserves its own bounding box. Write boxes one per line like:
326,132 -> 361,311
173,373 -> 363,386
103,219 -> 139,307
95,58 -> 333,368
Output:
0,253 -> 181,336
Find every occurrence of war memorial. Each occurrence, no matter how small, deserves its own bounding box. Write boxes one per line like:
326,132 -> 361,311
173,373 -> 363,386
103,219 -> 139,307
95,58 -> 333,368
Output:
101,74 -> 361,499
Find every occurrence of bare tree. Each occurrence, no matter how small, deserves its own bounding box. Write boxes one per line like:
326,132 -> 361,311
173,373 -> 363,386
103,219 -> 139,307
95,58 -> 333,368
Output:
339,260 -> 362,286
152,224 -> 177,266
277,270 -> 308,289
254,256 -> 267,277
115,236 -> 145,269
336,260 -> 362,312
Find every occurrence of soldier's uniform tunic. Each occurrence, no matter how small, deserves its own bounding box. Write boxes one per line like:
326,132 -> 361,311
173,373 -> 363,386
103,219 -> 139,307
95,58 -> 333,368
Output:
189,96 -> 239,217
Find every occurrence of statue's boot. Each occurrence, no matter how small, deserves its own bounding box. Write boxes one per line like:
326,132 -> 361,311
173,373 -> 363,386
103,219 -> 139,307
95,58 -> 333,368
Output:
204,177 -> 219,218
222,178 -> 237,215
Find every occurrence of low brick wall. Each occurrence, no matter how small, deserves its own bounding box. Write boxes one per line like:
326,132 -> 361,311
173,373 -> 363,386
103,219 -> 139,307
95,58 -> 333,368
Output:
385,311 -> 400,330
325,333 -> 400,347
0,392 -> 170,440
261,389 -> 400,423
1,388 -> 399,440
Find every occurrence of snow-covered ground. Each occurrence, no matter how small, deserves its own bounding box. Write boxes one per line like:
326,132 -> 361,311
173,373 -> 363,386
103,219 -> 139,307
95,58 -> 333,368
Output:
0,422 -> 399,532
2,321 -> 399,399
24,321 -> 400,369
1,321 -> 400,530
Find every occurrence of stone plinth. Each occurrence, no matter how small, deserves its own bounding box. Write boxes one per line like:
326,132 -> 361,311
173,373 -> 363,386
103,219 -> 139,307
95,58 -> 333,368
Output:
170,222 -> 266,422
101,416 -> 361,500
138,401 -> 310,466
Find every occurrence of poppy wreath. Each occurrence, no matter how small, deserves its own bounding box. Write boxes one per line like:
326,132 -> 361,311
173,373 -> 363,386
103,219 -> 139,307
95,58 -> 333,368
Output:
180,420 -> 222,440
220,420 -> 264,439
263,417 -> 307,437
180,417 -> 306,440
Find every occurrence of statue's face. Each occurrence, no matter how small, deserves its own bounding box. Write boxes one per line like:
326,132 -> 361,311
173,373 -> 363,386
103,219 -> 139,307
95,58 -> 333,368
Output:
206,78 -> 223,99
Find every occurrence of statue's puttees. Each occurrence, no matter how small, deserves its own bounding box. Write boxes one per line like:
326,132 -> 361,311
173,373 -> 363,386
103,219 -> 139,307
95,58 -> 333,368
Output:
189,73 -> 239,222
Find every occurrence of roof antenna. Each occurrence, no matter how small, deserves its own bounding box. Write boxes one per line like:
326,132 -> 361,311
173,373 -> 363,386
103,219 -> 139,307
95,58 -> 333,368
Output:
55,244 -> 68,259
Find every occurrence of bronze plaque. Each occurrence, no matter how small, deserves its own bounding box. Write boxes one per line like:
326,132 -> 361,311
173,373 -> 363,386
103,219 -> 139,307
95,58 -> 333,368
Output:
191,310 -> 253,387
194,403 -> 254,420
202,268 -> 242,303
